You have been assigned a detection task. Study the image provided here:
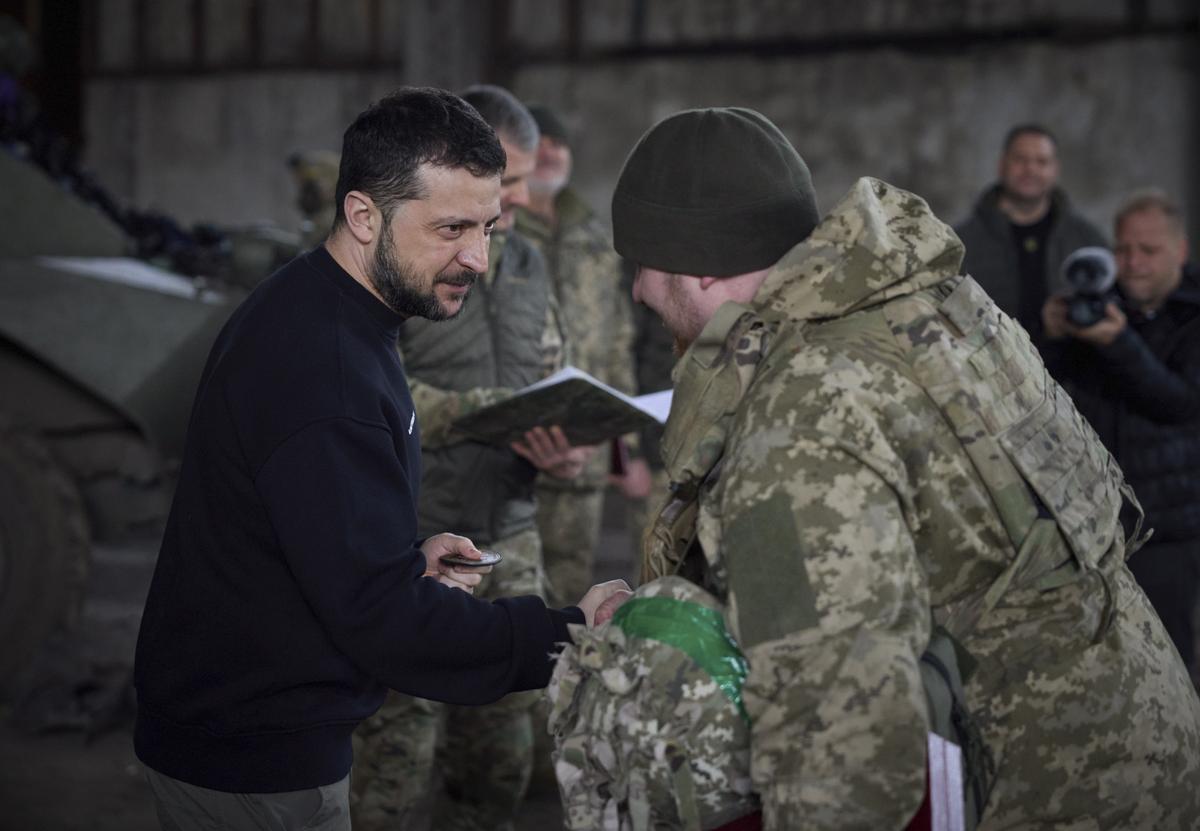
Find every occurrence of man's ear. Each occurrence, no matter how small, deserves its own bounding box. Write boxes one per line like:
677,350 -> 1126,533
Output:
342,191 -> 378,245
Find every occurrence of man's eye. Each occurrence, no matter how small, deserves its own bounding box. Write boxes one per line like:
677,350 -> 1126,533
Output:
442,224 -> 465,236
483,222 -> 496,236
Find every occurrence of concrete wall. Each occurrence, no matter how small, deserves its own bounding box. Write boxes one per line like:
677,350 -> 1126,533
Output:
80,0 -> 1197,245
507,1 -> 1197,241
85,72 -> 407,228
82,0 -> 488,229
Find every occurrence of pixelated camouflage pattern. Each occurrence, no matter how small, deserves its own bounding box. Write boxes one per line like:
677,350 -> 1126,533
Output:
352,530 -> 547,831
549,575 -> 759,830
627,467 -> 672,582
519,189 -> 637,626
351,693 -> 440,831
536,486 -> 605,607
636,177 -> 1200,829
518,187 -> 638,488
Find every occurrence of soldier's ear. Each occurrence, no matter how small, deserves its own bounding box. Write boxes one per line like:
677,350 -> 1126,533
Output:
343,190 -> 379,245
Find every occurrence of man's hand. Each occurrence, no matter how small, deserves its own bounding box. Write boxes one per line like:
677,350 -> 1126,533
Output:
576,580 -> 633,627
1069,302 -> 1127,347
593,588 -> 634,627
609,456 -> 653,500
1043,297 -> 1128,347
511,425 -> 598,480
420,533 -> 491,593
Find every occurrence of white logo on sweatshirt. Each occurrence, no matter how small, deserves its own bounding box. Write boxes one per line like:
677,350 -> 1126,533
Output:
408,411 -> 416,435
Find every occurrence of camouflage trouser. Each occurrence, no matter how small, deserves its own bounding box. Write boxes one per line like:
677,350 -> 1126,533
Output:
350,527 -> 546,831
535,484 -> 606,608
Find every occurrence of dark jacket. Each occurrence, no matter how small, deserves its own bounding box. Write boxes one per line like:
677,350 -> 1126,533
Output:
955,185 -> 1107,329
134,247 -> 580,793
1044,264 -> 1200,544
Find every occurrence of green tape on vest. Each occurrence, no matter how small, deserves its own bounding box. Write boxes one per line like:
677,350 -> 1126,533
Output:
611,595 -> 751,723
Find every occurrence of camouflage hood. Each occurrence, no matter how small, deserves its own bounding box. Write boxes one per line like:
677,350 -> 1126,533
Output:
753,177 -> 964,322
649,178 -> 964,577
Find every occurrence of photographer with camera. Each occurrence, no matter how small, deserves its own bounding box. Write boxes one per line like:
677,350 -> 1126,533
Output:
1043,189 -> 1200,678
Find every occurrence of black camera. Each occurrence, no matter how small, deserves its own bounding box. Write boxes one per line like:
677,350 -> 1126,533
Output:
1061,246 -> 1118,327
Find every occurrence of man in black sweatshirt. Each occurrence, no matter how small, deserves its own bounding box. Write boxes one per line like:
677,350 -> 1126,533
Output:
133,87 -> 629,830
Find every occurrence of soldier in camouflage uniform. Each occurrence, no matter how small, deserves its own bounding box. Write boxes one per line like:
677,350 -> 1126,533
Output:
516,104 -> 645,608
350,85 -> 598,831
552,107 -> 1200,829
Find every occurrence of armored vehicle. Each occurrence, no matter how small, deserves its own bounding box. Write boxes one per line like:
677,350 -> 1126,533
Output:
0,149 -> 296,696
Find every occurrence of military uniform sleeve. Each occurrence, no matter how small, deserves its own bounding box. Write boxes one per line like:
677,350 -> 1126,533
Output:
395,342 -> 511,448
719,424 -> 930,829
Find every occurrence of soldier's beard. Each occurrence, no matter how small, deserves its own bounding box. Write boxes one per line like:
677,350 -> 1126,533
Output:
370,223 -> 477,321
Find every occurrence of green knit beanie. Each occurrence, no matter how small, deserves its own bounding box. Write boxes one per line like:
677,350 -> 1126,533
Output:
612,108 -> 819,277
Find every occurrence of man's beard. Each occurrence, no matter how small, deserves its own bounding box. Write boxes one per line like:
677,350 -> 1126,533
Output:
369,224 -> 477,321
529,172 -> 567,197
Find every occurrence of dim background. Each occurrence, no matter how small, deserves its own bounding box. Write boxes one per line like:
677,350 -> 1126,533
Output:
0,1 -> 1196,829
8,0 -> 1197,242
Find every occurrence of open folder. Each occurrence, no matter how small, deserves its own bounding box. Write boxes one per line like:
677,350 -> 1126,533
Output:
450,366 -> 672,447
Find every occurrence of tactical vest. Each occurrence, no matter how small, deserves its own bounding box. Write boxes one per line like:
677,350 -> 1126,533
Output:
620,276 -> 1144,829
398,232 -> 552,543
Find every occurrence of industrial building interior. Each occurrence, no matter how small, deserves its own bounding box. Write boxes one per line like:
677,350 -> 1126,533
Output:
0,1 -> 1196,828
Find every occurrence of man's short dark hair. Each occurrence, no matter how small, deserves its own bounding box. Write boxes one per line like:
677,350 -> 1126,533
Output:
1002,123 -> 1058,154
333,87 -> 506,228
460,84 -> 540,152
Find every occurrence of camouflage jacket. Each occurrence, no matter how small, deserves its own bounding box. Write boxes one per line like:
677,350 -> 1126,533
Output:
518,189 -> 637,490
642,178 -> 1200,829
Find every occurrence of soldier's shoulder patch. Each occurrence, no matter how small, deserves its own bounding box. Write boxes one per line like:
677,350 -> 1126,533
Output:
723,490 -> 819,648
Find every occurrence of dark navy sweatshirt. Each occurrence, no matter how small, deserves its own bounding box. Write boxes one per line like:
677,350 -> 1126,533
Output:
133,246 -> 582,793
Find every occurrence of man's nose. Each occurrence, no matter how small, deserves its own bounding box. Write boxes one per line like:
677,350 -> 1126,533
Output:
459,232 -> 488,273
